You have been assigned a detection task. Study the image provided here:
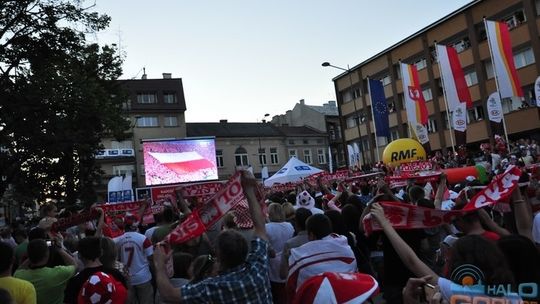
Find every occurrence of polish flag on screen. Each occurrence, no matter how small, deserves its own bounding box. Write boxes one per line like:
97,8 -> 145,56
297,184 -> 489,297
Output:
485,19 -> 523,98
149,152 -> 215,173
436,44 -> 472,110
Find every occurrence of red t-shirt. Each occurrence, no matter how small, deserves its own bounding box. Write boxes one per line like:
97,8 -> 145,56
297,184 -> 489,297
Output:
480,230 -> 500,241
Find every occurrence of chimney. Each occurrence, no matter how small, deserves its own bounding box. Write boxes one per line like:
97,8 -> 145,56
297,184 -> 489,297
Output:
299,99 -> 305,105
329,100 -> 336,107
219,119 -> 228,123
162,73 -> 172,79
141,67 -> 147,79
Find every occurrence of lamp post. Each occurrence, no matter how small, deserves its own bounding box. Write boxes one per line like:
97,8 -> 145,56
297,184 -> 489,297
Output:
258,113 -> 270,180
322,62 -> 366,167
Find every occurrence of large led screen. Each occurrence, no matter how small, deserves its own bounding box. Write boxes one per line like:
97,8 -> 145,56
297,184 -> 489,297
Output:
142,137 -> 218,186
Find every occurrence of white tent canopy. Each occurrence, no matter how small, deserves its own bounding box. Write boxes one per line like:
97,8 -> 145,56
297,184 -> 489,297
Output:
263,157 -> 323,187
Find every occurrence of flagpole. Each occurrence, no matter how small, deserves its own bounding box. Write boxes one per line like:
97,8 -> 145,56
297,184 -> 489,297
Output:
366,77 -> 381,163
484,18 -> 511,153
434,43 -> 457,155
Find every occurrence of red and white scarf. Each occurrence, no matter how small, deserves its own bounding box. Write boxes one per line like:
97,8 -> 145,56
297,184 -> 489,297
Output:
363,166 -> 522,235
164,171 -> 264,245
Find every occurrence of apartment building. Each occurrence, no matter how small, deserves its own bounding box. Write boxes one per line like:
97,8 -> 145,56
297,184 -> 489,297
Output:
331,0 -> 540,165
95,74 -> 187,199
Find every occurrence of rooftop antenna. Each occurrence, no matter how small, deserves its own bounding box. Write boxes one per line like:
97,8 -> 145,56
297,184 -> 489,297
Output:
141,67 -> 147,79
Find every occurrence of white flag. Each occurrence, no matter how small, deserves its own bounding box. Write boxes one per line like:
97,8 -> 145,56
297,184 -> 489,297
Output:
414,124 -> 429,145
452,102 -> 467,132
328,146 -> 333,173
487,92 -> 503,123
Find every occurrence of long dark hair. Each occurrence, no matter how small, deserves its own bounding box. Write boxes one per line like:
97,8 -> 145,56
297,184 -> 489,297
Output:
497,235 -> 540,286
449,235 -> 514,286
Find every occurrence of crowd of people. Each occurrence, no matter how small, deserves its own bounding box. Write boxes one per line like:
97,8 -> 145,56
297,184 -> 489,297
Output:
0,137 -> 540,304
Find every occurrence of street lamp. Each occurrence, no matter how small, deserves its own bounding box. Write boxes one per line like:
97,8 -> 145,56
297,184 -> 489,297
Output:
322,62 -> 366,167
259,114 -> 270,180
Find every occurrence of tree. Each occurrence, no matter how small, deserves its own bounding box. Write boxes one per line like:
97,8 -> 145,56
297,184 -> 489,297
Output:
0,0 -> 129,208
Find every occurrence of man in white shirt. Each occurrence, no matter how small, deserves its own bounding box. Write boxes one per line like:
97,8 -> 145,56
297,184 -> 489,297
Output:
114,215 -> 154,304
286,214 -> 357,300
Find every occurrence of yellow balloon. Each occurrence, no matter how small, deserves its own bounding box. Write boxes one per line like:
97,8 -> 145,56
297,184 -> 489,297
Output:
382,139 -> 426,166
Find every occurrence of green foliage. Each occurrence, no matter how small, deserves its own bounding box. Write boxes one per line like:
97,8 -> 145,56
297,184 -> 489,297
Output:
0,1 -> 129,207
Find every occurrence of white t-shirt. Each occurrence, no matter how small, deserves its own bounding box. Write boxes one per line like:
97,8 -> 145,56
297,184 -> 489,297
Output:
144,226 -> 158,242
114,231 -> 154,285
288,234 -> 357,291
533,212 -> 540,245
266,222 -> 295,283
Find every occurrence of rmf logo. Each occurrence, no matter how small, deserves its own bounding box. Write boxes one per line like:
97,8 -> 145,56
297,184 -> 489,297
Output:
390,149 -> 423,162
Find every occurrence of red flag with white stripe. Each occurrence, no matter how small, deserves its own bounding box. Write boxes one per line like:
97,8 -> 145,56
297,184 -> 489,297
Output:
436,44 -> 472,110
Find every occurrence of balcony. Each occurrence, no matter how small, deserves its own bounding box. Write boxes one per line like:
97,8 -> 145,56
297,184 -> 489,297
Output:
506,107 -> 540,134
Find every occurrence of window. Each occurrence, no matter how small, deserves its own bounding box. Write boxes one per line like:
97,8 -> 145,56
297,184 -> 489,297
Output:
514,48 -> 535,69
414,58 -> 427,70
137,116 -> 158,127
346,116 -> 358,129
381,75 -> 391,86
390,128 -> 400,141
502,98 -> 519,113
395,65 -> 402,80
163,92 -> 177,104
361,137 -> 370,151
504,10 -> 526,30
402,124 -> 409,138
140,164 -> 145,176
422,87 -> 433,101
164,116 -> 178,127
288,139 -> 295,145
342,87 -> 361,102
442,111 -> 450,129
353,88 -> 362,99
234,147 -> 249,166
113,165 -> 135,176
270,147 -> 278,164
316,139 -> 323,144
136,92 -> 157,104
427,117 -> 437,133
398,94 -> 405,109
317,149 -> 326,164
288,149 -> 297,159
258,148 -> 267,165
216,150 -> 224,168
303,139 -> 309,144
467,105 -> 485,122
485,60 -> 494,79
452,37 -> 471,53
464,70 -> 478,87
303,149 -> 312,164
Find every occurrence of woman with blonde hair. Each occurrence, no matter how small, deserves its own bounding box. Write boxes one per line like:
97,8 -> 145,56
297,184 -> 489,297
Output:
281,202 -> 296,224
265,203 -> 294,303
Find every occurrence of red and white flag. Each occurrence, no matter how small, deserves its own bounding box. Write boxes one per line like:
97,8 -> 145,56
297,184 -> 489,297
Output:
400,62 -> 429,144
436,44 -> 472,111
485,20 -> 523,99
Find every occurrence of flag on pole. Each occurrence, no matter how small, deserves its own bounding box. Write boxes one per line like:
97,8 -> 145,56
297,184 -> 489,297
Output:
400,62 -> 429,144
452,102 -> 467,133
368,79 -> 390,137
487,92 -> 503,123
485,20 -> 523,98
435,44 -> 472,110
